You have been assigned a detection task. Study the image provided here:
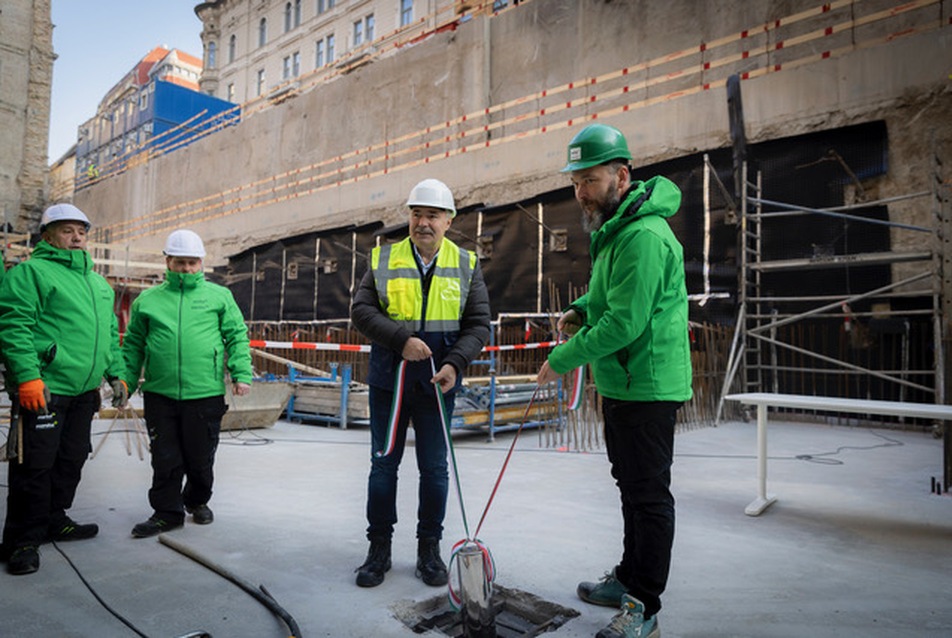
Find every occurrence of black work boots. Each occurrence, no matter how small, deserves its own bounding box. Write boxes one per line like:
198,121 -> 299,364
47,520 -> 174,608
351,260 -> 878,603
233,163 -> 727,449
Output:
415,537 -> 448,586
355,537 -> 392,587
355,537 -> 447,587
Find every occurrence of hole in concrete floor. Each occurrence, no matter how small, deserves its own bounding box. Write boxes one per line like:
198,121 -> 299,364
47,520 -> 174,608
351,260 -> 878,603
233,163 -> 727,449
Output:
392,584 -> 580,637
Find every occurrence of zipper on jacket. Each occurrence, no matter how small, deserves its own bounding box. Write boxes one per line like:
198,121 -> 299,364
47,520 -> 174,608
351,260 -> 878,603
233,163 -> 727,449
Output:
177,284 -> 184,400
80,268 -> 101,391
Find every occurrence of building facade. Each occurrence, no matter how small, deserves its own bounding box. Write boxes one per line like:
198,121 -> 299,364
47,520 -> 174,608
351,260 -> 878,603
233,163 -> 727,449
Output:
0,0 -> 54,233
75,46 -> 237,187
193,0 -> 509,104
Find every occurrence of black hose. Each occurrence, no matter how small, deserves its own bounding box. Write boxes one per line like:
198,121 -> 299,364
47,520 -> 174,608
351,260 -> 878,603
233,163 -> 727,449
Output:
158,534 -> 302,638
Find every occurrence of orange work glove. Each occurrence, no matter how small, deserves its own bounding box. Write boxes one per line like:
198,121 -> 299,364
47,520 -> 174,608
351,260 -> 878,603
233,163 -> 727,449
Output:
19,378 -> 50,413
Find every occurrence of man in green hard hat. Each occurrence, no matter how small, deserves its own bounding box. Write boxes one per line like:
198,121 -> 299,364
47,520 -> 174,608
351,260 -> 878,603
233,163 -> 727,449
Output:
538,123 -> 692,638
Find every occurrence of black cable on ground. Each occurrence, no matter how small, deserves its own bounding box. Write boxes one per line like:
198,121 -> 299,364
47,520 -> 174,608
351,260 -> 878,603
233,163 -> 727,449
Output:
52,541 -> 151,638
158,534 -> 302,638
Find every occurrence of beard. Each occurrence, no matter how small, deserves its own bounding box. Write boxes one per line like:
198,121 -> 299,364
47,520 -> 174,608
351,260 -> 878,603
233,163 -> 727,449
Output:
581,184 -> 621,233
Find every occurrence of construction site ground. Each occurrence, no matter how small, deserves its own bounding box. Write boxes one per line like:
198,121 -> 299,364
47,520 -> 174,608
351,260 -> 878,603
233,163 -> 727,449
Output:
1,415 -> 950,637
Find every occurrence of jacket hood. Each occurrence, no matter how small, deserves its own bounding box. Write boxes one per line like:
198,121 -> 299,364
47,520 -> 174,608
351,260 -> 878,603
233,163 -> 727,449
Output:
590,175 -> 681,257
33,240 -> 93,274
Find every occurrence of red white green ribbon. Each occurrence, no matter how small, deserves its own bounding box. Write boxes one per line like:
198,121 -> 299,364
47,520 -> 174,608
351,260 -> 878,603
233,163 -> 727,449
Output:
567,365 -> 585,410
375,359 -> 406,458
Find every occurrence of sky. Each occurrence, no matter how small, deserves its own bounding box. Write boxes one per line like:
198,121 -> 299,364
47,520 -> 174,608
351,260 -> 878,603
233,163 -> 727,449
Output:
48,1 -> 205,162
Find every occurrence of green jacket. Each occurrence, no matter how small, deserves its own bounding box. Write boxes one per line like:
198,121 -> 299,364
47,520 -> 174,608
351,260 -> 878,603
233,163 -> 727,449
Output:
548,176 -> 693,402
0,241 -> 124,394
122,270 -> 253,400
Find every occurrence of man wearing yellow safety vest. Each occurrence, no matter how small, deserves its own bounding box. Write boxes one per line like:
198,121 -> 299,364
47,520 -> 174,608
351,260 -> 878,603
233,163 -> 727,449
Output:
538,124 -> 692,638
351,178 -> 491,588
0,204 -> 128,576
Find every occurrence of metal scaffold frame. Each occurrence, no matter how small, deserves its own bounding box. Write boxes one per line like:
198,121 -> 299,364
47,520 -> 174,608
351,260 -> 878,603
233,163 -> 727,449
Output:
715,135 -> 949,436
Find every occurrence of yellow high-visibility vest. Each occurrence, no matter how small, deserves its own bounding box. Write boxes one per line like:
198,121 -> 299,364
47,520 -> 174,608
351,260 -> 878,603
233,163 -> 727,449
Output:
371,237 -> 475,333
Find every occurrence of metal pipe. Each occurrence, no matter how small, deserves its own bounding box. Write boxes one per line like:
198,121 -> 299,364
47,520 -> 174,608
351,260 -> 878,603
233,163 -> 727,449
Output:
458,545 -> 495,638
749,196 -> 930,232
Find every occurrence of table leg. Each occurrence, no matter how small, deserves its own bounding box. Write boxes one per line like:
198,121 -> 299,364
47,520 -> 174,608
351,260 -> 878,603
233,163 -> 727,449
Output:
745,404 -> 777,516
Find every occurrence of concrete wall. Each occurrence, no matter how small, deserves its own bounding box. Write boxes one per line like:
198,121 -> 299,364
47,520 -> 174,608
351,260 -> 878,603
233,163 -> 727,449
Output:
0,0 -> 53,232
75,0 -> 952,266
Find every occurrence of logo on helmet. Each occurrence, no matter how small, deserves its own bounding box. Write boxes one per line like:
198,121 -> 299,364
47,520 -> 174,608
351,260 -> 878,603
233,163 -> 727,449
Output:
569,147 -> 582,161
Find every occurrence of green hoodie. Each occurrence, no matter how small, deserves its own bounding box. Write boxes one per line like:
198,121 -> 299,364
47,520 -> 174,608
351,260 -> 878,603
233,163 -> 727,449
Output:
548,175 -> 693,402
0,241 -> 124,395
122,270 -> 252,400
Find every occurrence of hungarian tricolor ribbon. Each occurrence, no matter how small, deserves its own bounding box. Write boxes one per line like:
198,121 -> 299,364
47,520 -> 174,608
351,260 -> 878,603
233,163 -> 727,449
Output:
374,359 -> 406,458
567,365 -> 585,410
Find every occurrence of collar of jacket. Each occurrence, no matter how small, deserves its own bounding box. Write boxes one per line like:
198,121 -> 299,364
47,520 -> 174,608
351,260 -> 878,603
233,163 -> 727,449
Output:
33,240 -> 92,274
165,270 -> 205,290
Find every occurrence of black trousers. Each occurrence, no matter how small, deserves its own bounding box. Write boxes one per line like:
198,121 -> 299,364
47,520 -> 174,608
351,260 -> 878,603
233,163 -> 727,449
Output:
2,390 -> 100,549
143,393 -> 226,524
603,398 -> 681,620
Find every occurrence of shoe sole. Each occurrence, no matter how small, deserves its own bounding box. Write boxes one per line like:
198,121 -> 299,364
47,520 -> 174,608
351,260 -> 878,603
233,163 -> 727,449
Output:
578,588 -> 625,608
131,524 -> 183,538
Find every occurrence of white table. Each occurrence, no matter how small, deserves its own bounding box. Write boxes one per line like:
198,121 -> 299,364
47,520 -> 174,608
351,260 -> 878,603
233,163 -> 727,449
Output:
724,392 -> 952,515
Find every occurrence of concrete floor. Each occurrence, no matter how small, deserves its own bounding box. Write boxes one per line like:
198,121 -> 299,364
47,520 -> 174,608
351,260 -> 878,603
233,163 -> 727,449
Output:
1,415 -> 951,638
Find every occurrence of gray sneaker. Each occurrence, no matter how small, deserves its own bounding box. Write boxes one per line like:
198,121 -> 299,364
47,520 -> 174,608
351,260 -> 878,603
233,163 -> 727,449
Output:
596,594 -> 659,638
578,568 -> 628,607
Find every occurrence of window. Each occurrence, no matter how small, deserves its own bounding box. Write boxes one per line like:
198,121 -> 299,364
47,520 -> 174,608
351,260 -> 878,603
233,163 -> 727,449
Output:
227,83 -> 235,101
207,41 -> 216,69
316,34 -> 335,67
294,0 -> 301,26
256,69 -> 265,96
258,17 -> 268,47
293,51 -> 300,76
229,34 -> 236,63
284,3 -> 292,32
283,56 -> 291,79
317,0 -> 335,13
353,20 -> 363,47
366,15 -> 374,42
400,0 -> 413,27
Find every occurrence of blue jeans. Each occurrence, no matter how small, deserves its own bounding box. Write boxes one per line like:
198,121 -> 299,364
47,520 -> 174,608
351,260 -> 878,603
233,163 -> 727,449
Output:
366,384 -> 452,541
603,398 -> 680,620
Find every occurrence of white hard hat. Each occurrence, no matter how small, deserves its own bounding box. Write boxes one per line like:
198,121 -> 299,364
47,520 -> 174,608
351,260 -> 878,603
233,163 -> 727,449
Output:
406,179 -> 456,217
40,203 -> 91,231
163,229 -> 206,257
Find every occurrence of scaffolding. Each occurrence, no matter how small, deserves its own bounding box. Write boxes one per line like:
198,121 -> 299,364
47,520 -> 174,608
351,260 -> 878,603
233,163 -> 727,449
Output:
713,136 -> 951,486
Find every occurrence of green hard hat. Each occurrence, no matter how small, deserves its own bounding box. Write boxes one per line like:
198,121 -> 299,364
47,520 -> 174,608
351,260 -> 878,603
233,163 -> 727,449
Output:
560,123 -> 632,172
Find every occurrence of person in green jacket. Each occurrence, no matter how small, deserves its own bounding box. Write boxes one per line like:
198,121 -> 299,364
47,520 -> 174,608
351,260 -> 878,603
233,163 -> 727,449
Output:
0,203 -> 127,576
538,124 -> 692,638
123,229 -> 253,538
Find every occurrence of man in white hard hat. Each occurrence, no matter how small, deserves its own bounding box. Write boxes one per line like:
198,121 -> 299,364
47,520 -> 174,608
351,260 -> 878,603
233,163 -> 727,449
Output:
0,203 -> 128,575
122,229 -> 253,538
351,179 -> 491,588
